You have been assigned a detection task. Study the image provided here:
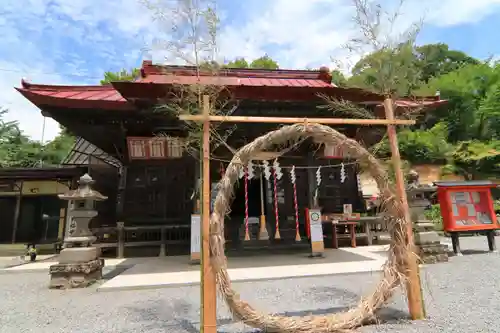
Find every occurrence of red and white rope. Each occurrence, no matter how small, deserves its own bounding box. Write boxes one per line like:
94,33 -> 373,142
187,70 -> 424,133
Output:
291,166 -> 300,241
272,167 -> 280,238
244,166 -> 250,239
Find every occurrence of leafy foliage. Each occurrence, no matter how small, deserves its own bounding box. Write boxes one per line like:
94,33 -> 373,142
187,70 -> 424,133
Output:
101,68 -> 140,84
225,55 -> 279,69
376,122 -> 453,164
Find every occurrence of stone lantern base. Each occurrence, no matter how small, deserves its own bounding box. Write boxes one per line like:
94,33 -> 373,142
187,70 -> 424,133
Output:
49,247 -> 104,289
414,222 -> 449,264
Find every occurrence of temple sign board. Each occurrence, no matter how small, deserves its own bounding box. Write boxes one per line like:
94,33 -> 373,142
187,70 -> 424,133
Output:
435,180 -> 499,256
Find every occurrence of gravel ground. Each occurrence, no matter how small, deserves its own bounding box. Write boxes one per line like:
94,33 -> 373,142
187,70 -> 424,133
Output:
0,236 -> 499,333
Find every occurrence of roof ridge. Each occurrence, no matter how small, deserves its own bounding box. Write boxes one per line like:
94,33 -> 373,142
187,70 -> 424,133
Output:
20,79 -> 113,91
140,60 -> 333,83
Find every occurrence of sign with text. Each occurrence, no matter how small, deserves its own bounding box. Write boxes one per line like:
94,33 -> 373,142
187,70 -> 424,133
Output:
190,214 -> 201,262
308,208 -> 324,256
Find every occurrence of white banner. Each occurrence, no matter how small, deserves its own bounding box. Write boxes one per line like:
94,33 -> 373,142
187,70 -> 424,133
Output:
190,214 -> 201,254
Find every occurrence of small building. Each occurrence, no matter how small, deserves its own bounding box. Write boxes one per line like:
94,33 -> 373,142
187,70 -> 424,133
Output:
0,167 -> 86,244
16,61 -> 445,255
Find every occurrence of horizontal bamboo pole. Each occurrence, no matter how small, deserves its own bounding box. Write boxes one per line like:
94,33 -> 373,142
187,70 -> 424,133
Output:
179,115 -> 415,126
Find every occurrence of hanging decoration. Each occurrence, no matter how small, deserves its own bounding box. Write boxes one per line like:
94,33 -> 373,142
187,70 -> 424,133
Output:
340,162 -> 346,184
243,165 -> 250,241
262,160 -> 272,181
356,172 -> 363,193
243,162 -> 255,241
314,166 -> 322,207
272,159 -> 282,239
290,166 -> 301,242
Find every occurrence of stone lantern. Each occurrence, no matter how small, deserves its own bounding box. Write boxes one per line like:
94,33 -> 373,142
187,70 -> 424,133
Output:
49,173 -> 108,289
406,170 -> 448,264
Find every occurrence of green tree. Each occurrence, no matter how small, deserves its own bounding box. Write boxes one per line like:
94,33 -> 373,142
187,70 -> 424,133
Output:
414,43 -> 480,83
249,55 -> 279,69
225,57 -> 249,68
224,55 -> 279,69
101,68 -> 140,84
331,69 -> 347,86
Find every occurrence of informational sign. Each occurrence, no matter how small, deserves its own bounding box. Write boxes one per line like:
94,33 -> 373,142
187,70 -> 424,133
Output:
308,208 -> 324,256
190,214 -> 201,262
343,204 -> 353,216
450,191 -> 494,226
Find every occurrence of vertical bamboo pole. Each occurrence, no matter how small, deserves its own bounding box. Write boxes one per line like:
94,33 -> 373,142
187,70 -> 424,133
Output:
383,97 -> 425,320
201,95 -> 217,333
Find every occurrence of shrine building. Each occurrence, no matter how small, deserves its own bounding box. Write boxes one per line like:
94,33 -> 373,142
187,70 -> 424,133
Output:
14,60 -> 445,256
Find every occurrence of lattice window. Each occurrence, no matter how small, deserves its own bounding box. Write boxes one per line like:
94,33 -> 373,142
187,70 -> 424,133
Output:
149,139 -> 166,158
324,144 -> 344,159
128,138 -> 147,159
166,137 -> 184,158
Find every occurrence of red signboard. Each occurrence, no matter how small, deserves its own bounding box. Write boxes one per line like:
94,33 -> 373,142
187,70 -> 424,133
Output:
436,182 -> 499,232
127,137 -> 184,160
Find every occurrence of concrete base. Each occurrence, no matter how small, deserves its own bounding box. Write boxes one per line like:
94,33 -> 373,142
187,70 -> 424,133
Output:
49,258 -> 104,289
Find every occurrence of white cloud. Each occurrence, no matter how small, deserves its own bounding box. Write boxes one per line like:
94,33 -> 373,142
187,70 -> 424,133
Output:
1,0 -> 500,142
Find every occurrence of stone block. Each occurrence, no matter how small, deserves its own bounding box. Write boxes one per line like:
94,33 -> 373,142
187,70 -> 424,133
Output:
58,247 -> 98,264
415,231 -> 440,244
49,259 -> 104,289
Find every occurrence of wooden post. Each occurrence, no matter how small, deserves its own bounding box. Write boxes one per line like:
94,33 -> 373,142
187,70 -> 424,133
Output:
383,98 -> 425,320
200,95 -> 217,333
11,181 -> 23,244
117,222 -> 125,259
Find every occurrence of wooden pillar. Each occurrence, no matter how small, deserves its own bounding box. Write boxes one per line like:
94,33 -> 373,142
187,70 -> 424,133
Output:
200,95 -> 217,333
116,166 -> 127,222
11,181 -> 23,244
383,98 -> 425,320
117,222 -> 125,259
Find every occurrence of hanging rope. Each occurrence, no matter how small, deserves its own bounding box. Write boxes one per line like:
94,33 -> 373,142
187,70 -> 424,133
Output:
290,165 -> 301,242
244,166 -> 250,241
272,164 -> 280,240
209,123 -> 412,333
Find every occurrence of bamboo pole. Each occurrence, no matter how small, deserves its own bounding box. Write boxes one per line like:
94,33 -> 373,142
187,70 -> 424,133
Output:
201,95 -> 217,333
383,98 -> 425,320
179,115 -> 415,126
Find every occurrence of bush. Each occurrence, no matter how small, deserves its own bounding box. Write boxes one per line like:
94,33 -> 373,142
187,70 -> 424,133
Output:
425,204 -> 443,231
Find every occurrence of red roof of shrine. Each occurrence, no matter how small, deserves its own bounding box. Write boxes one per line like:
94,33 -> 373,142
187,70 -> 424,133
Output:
16,60 -> 446,111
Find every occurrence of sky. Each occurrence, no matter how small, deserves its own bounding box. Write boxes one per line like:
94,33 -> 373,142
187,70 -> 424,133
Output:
1,0 -> 500,142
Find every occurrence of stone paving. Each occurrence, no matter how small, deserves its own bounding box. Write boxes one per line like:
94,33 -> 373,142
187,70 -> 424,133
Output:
0,236 -> 499,333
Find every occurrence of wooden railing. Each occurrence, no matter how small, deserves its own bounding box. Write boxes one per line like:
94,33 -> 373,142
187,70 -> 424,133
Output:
91,224 -> 190,258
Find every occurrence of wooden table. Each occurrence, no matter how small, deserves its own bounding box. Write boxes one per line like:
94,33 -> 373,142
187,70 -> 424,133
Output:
331,222 -> 357,249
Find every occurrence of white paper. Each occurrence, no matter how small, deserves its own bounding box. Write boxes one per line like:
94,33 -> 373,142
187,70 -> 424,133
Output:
190,215 -> 201,253
471,191 -> 480,203
466,204 -> 476,217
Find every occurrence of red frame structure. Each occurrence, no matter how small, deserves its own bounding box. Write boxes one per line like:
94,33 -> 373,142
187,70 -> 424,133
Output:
435,181 -> 499,233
